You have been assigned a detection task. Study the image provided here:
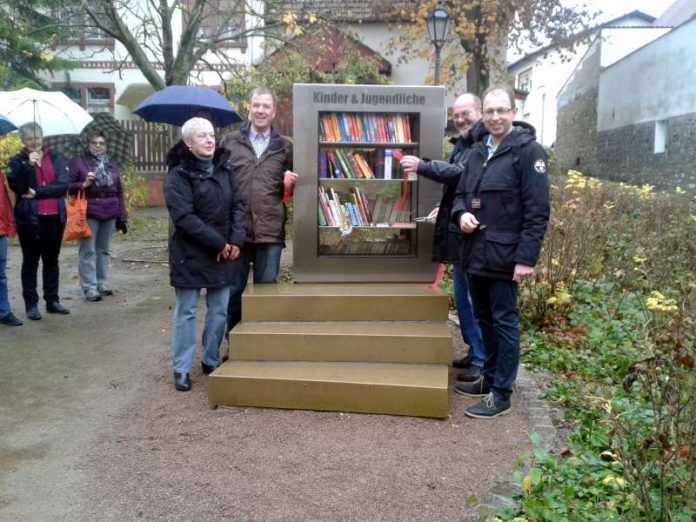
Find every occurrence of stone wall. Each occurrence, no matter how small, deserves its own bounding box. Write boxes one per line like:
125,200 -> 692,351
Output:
555,87 -> 599,177
596,113 -> 696,191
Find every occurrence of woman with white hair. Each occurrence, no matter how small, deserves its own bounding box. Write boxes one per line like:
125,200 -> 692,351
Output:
164,117 -> 245,392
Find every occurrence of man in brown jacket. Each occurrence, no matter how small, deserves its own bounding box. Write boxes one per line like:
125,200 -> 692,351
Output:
220,87 -> 297,334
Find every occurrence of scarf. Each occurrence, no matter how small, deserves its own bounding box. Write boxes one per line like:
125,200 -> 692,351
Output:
89,151 -> 113,187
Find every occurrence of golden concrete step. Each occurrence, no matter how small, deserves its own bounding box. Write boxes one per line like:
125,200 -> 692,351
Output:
208,361 -> 449,418
230,321 -> 451,364
242,283 -> 449,322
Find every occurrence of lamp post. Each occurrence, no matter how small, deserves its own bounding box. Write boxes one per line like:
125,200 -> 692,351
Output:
426,0 -> 451,85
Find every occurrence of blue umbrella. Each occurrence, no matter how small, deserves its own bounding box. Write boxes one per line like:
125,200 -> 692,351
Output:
133,86 -> 242,127
0,113 -> 17,136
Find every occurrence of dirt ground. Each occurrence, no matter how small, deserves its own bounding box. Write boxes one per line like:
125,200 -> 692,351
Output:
0,208 -> 531,521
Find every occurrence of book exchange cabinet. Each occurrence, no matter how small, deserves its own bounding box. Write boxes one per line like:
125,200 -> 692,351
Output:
292,84 -> 446,283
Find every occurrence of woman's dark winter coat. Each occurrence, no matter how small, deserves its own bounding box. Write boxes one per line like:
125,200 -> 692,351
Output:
164,141 -> 246,289
6,148 -> 68,227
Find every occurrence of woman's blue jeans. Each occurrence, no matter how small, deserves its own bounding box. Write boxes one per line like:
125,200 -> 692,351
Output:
172,286 -> 230,374
79,218 -> 115,292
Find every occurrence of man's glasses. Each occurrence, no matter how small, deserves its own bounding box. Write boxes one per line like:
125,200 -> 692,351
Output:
452,109 -> 477,120
483,107 -> 513,117
90,141 -> 106,146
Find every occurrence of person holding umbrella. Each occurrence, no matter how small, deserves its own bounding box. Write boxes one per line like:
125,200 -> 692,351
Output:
164,117 -> 245,391
68,131 -> 128,301
6,122 -> 70,320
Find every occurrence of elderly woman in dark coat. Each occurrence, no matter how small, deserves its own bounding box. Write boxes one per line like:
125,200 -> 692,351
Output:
6,122 -> 70,320
68,131 -> 128,301
164,117 -> 245,392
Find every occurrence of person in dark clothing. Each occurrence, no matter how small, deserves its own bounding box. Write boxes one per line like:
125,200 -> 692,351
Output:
451,85 -> 550,419
164,117 -> 246,392
219,87 -> 297,337
399,93 -> 485,382
6,122 -> 70,320
68,131 -> 128,301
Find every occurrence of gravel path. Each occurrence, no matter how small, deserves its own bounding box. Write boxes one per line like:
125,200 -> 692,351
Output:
0,209 -> 531,521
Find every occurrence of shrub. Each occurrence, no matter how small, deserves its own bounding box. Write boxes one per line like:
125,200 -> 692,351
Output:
499,171 -> 696,521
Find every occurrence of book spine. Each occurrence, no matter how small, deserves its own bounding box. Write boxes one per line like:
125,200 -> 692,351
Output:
334,149 -> 355,178
359,190 -> 374,224
345,152 -> 363,179
384,149 -> 393,180
319,150 -> 328,178
353,152 -> 374,179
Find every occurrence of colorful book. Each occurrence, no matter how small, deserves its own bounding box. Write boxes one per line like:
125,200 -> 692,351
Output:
384,149 -> 393,180
319,150 -> 328,178
334,149 -> 355,178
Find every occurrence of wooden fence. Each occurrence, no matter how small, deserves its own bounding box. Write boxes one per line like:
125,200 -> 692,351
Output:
120,120 -> 179,176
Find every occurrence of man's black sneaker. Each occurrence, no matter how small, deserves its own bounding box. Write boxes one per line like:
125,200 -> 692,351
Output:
465,393 -> 511,419
454,379 -> 491,397
456,366 -> 483,382
452,355 -> 472,368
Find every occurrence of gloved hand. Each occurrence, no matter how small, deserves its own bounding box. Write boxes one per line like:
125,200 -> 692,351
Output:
116,220 -> 128,234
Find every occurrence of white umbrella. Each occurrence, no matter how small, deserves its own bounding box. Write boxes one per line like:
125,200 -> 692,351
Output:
0,88 -> 93,136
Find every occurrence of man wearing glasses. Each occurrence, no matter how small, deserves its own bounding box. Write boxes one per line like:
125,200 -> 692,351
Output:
399,93 -> 485,383
451,85 -> 550,418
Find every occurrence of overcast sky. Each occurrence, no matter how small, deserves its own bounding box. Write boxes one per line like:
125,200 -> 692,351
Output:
572,0 -> 674,20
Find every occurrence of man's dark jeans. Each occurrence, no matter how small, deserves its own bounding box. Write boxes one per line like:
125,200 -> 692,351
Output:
467,274 -> 520,401
226,243 -> 282,332
17,215 -> 65,309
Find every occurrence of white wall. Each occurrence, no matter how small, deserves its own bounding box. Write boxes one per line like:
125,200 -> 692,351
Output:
510,46 -> 589,146
599,27 -> 670,67
598,19 -> 696,131
347,23 -> 467,109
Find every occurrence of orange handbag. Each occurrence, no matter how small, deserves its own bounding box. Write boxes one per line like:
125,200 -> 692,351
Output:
62,191 -> 92,242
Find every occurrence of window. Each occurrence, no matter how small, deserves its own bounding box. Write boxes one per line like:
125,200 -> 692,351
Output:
185,0 -> 246,48
654,120 -> 667,154
55,9 -> 114,48
517,68 -> 532,92
87,87 -> 111,113
54,83 -> 114,113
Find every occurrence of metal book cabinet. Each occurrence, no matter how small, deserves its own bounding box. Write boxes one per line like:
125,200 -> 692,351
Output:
292,84 -> 446,283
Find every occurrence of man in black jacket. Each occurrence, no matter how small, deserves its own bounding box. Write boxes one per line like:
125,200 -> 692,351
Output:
399,93 -> 485,382
451,85 -> 550,418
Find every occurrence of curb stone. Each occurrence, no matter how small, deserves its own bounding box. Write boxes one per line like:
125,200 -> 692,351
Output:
466,365 -> 559,521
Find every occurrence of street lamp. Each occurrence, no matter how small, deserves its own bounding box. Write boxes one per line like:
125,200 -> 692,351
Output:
426,0 -> 451,85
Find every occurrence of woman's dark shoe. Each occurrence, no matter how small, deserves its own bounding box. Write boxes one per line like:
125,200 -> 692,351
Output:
46,302 -> 70,314
174,372 -> 191,391
26,307 -> 42,321
201,362 -> 217,375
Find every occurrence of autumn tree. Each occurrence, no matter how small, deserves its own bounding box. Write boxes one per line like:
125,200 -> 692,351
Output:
40,0 -> 305,90
391,0 -> 599,95
0,0 -> 73,88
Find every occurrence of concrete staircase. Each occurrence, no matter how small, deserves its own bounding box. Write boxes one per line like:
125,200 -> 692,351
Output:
208,284 -> 451,418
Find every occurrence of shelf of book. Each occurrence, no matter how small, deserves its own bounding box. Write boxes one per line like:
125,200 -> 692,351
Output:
293,84 -> 445,282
